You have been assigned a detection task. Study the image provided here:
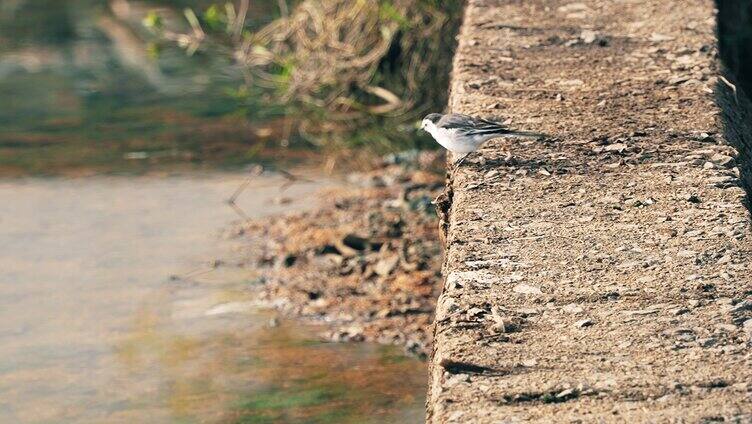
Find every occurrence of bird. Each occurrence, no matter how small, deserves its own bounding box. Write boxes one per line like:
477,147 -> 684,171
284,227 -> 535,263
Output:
420,113 -> 545,169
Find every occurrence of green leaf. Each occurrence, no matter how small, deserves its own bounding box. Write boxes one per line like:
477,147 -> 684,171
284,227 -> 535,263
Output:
203,5 -> 225,30
142,11 -> 163,29
379,2 -> 410,28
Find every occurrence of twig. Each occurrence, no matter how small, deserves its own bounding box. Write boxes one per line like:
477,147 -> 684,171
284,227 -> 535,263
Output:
226,165 -> 264,220
173,260 -> 222,280
225,165 -> 316,218
719,75 -> 738,105
277,0 -> 289,17
278,169 -> 315,191
232,0 -> 249,40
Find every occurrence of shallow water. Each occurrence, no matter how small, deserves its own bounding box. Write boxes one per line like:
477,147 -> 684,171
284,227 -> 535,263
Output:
0,2 -> 430,421
0,175 -> 426,423
0,0 -> 301,176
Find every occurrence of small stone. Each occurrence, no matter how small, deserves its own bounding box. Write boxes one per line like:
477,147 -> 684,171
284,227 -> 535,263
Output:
447,411 -> 465,421
374,255 -> 400,277
677,333 -> 696,342
733,382 -> 751,392
650,33 -> 675,42
669,75 -> 690,85
671,307 -> 690,316
708,175 -> 738,188
558,2 -> 590,13
743,319 -> 752,336
562,303 -> 584,314
685,229 -> 704,238
685,194 -> 701,203
604,143 -> 628,153
485,170 -> 500,179
715,323 -> 738,333
624,308 -> 660,316
521,358 -> 538,367
580,29 -> 597,43
729,300 -> 751,314
557,388 -> 576,398
445,373 -> 470,388
636,276 -> 656,284
467,307 -> 487,320
698,132 -> 714,142
697,337 -> 717,347
710,153 -> 734,167
560,79 -> 585,86
516,308 -> 540,317
376,308 -> 391,318
513,283 -> 543,295
576,319 -> 594,328
677,250 -> 697,258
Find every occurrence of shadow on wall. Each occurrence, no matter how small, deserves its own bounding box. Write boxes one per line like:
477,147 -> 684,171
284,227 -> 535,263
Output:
715,0 -> 752,212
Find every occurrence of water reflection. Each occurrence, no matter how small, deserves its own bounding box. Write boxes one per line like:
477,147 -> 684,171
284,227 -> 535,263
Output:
118,302 -> 425,423
0,175 -> 426,423
0,1 -> 430,422
0,0 -> 290,176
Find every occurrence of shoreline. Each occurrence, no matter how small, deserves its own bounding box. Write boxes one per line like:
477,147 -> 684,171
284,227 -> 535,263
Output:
228,157 -> 446,359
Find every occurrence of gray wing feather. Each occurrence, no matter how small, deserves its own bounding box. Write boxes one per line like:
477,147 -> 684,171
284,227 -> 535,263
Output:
437,113 -> 475,129
437,113 -> 511,135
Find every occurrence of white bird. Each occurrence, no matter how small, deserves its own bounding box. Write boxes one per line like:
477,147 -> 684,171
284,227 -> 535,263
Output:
420,113 -> 545,168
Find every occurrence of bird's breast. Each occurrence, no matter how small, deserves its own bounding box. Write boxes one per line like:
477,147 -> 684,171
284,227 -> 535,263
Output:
429,128 -> 479,153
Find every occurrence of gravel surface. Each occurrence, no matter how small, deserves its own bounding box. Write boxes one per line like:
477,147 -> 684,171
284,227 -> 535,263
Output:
428,0 -> 752,422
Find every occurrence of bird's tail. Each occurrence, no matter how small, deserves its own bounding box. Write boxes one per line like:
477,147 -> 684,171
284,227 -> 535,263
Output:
507,130 -> 547,139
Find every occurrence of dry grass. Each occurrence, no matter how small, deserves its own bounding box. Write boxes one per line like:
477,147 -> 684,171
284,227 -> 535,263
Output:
152,0 -> 462,150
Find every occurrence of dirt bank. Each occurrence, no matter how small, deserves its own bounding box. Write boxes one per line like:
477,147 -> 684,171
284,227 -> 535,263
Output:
228,158 -> 445,358
428,0 -> 752,422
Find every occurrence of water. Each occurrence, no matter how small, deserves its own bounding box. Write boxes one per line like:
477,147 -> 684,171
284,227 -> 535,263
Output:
0,0 -> 298,176
0,175 -> 426,423
0,1 -> 427,422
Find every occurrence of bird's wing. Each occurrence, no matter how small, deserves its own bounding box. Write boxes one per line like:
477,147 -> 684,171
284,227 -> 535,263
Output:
437,113 -> 511,135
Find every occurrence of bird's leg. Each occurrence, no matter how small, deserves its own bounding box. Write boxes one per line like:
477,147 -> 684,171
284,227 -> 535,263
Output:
454,152 -> 472,168
450,152 -> 473,178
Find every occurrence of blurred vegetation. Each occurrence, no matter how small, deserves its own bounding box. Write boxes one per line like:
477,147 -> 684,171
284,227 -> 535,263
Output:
147,0 -> 463,154
0,0 -> 460,176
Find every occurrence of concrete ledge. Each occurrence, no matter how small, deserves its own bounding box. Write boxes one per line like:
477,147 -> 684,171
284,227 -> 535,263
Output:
428,1 -> 752,422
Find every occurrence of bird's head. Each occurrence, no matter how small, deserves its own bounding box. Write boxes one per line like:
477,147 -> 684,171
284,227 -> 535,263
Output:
421,113 -> 442,131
